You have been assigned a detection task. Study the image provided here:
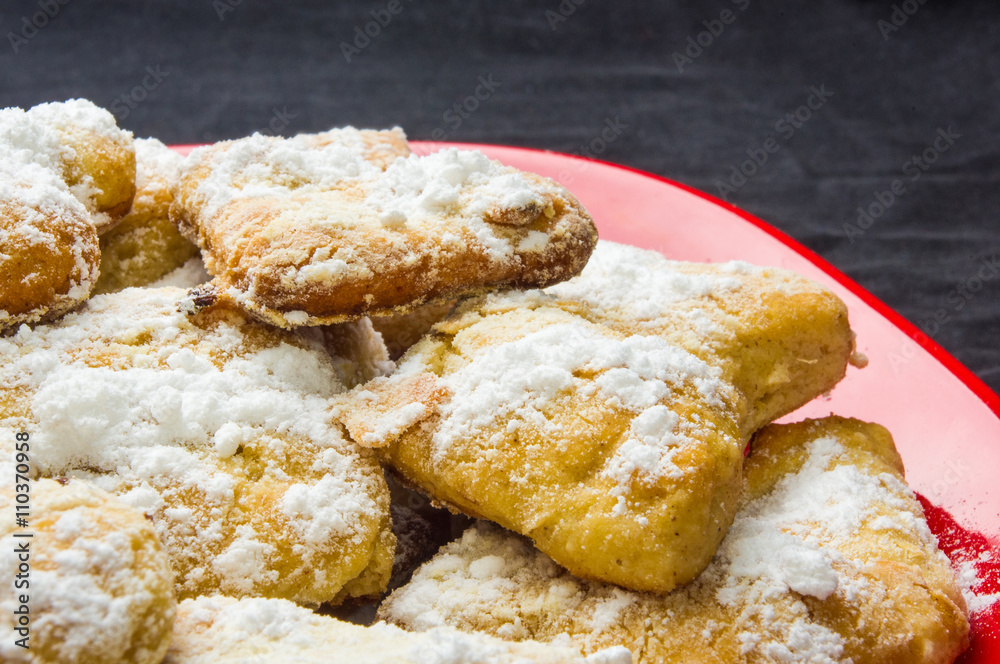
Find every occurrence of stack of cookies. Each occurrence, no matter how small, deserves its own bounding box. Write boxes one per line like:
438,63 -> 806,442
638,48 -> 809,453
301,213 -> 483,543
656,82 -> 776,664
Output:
0,100 -> 971,664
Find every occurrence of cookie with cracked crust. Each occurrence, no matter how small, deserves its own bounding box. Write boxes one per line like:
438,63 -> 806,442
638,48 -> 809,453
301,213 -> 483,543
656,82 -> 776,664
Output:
379,417 -> 970,664
0,478 -> 176,664
171,130 -> 597,328
0,287 -> 395,605
335,248 -> 855,594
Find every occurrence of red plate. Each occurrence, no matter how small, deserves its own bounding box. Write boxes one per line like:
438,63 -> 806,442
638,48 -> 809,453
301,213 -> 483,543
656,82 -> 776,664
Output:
174,142 -> 1000,661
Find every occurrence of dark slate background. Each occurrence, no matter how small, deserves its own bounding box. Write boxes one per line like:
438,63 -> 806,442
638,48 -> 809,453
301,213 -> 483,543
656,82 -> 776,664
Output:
2,0 -> 998,396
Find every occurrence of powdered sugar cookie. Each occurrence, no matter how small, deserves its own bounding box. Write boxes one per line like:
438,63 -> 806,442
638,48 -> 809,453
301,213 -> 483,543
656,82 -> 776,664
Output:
546,241 -> 862,434
171,130 -> 597,328
95,138 -> 200,295
0,478 -> 175,664
335,254 -> 854,594
163,595 -> 632,664
0,168 -> 100,330
0,287 -> 394,605
1,99 -> 136,330
23,99 -> 136,231
379,417 -> 970,664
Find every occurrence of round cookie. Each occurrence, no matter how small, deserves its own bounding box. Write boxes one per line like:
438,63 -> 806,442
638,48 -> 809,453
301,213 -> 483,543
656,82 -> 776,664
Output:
0,478 -> 176,664
0,168 -> 100,330
26,99 -> 136,231
1,99 -> 136,330
0,287 -> 395,605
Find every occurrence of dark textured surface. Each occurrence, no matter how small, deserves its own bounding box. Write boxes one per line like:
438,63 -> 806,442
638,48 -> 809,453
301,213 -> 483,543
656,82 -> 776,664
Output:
2,0 -> 998,395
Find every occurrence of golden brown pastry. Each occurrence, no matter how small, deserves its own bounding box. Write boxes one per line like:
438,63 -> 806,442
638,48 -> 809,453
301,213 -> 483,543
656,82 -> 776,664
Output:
0,478 -> 176,664
546,241 -> 862,434
171,130 -> 597,328
0,287 -> 394,605
0,170 -> 99,329
163,596 -> 633,664
94,137 -> 200,294
379,417 -> 970,664
24,99 -> 136,230
1,99 -> 136,330
338,248 -> 854,594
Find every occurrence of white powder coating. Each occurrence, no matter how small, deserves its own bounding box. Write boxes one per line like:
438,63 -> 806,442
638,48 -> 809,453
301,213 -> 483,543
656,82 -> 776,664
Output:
2,99 -> 134,219
190,129 -> 382,219
359,400 -> 431,446
1,99 -> 134,328
163,596 -> 633,664
956,553 -> 1000,616
0,105 -> 75,179
191,136 -> 553,262
148,256 -> 212,288
380,429 -> 961,663
367,149 -> 549,257
418,322 -> 728,494
20,329 -> 344,473
548,242 -> 739,321
546,242 -> 811,354
26,98 -> 127,145
0,287 -> 389,599
134,137 -> 184,190
0,166 -> 99,328
0,479 -> 175,664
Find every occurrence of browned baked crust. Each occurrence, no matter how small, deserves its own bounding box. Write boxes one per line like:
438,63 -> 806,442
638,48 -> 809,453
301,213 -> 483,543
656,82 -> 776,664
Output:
379,417 -> 971,664
0,100 -> 136,330
334,245 -> 856,594
171,130 -> 597,328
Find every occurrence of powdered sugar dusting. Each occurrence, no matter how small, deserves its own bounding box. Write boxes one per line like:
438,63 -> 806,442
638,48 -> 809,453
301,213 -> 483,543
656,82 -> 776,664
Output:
382,422 -> 964,663
0,166 -> 98,327
0,287 -> 388,601
426,322 -> 728,498
957,553 -> 1000,616
134,137 -> 183,189
548,242 -> 742,319
0,479 -> 174,664
368,149 -> 549,258
191,136 -> 553,263
2,99 -> 133,217
149,257 -> 211,288
165,595 -> 632,663
0,105 -> 74,178
191,130 -> 381,219
546,242 -> 813,355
